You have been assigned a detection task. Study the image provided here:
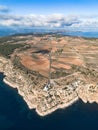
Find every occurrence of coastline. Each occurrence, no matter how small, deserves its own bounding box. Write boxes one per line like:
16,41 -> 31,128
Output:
3,78 -> 36,109
3,78 -> 19,89
3,77 -> 79,116
0,34 -> 98,117
36,97 -> 79,116
3,74 -> 98,117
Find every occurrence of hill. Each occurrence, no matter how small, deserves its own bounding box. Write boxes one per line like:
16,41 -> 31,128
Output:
0,34 -> 98,116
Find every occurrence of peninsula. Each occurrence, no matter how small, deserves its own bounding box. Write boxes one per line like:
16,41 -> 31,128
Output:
0,34 -> 98,116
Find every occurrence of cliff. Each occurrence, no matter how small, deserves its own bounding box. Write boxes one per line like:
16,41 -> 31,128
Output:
0,35 -> 98,116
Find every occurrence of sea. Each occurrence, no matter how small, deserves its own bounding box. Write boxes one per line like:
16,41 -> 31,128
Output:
0,28 -> 98,38
0,30 -> 98,130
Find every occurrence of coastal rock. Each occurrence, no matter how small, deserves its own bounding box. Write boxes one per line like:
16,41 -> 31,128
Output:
0,35 -> 98,116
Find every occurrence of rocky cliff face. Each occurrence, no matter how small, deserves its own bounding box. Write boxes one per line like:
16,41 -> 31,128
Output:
1,56 -> 98,116
0,35 -> 98,116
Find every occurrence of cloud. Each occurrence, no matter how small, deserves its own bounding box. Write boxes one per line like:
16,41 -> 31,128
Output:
0,5 -> 10,13
69,16 -> 98,31
0,5 -> 98,31
0,13 -> 80,28
0,12 -> 98,31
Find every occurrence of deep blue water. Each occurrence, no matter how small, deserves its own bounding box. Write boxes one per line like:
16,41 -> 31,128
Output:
0,27 -> 98,38
0,73 -> 98,130
60,31 -> 98,38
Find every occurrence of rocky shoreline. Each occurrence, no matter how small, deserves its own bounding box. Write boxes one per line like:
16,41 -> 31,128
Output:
0,35 -> 98,116
36,97 -> 79,116
0,56 -> 98,116
3,71 -> 98,117
3,76 -> 79,116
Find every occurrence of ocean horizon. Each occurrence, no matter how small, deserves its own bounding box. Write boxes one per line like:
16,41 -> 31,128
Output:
0,31 -> 98,130
0,28 -> 98,38
1,0 -> 98,129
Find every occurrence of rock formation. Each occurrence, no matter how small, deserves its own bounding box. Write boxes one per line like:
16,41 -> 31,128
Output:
0,34 -> 98,116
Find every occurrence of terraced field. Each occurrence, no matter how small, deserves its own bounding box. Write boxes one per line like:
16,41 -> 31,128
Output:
1,34 -> 98,116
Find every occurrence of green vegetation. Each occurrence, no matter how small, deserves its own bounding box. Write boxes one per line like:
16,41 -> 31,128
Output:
56,48 -> 63,54
13,56 -> 43,78
51,69 -> 68,79
19,45 -> 31,52
0,36 -> 13,44
0,43 -> 25,58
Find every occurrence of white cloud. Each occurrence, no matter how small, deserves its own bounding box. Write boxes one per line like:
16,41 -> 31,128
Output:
69,16 -> 98,31
0,13 -> 80,28
0,11 -> 98,31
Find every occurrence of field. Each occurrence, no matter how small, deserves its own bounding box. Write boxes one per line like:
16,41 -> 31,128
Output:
0,34 -> 98,80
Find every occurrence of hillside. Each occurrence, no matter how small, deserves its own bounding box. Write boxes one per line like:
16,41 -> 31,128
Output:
0,34 -> 98,116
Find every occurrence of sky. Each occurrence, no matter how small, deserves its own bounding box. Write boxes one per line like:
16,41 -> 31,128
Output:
0,0 -> 98,15
0,0 -> 98,31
